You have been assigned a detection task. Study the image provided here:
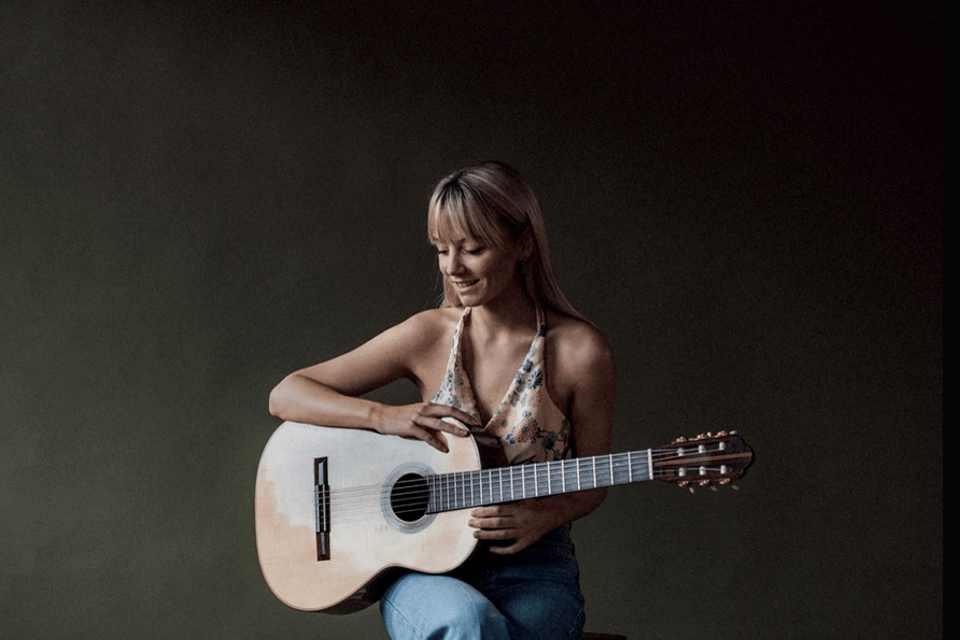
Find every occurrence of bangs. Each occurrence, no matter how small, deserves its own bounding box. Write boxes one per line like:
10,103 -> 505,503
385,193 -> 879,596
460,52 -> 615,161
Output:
427,182 -> 509,249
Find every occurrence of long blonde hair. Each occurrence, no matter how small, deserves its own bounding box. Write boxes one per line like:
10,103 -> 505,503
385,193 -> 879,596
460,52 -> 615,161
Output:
427,161 -> 587,321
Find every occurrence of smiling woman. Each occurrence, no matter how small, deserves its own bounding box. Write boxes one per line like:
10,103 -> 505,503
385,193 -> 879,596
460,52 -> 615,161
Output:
427,161 -> 589,323
431,234 -> 527,309
268,161 -> 615,640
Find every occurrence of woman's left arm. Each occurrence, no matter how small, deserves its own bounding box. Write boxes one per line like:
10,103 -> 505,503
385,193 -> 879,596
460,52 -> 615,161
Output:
469,326 -> 616,554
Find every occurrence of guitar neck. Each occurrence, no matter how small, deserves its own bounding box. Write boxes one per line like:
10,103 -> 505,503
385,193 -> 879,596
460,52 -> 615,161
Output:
426,450 -> 654,513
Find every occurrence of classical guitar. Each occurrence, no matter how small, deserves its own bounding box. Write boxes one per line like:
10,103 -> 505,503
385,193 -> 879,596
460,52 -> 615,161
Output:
254,422 -> 753,613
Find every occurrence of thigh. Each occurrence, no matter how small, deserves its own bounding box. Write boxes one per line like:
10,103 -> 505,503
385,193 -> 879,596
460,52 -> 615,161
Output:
480,528 -> 585,640
380,571 -> 512,640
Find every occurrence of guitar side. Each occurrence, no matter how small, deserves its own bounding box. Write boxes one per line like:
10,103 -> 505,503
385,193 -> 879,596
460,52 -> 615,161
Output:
254,422 -> 482,613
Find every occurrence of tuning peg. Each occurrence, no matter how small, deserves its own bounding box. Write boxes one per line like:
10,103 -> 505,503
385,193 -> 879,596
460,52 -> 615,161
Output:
717,430 -> 728,436
673,436 -> 687,444
730,484 -> 740,491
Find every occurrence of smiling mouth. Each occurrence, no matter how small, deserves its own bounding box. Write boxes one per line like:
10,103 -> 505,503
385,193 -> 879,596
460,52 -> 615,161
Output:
452,280 -> 479,287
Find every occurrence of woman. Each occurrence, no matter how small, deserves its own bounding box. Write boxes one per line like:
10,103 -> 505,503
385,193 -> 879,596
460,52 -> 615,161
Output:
269,161 -> 615,640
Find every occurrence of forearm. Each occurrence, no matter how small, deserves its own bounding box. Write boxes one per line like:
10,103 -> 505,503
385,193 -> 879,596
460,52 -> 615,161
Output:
537,487 -> 608,529
268,373 -> 383,430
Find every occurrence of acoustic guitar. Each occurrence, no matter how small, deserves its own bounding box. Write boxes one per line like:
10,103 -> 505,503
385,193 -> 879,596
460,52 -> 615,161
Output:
254,421 -> 753,613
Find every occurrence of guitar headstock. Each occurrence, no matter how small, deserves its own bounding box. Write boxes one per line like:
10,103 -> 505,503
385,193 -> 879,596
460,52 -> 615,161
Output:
655,431 -> 754,491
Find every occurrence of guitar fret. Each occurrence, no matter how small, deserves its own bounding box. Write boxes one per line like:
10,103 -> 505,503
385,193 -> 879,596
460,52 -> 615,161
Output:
429,447 -> 667,514
428,447 -> 684,513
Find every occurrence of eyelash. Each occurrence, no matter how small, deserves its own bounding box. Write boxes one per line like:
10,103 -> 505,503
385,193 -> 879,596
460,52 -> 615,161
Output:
436,247 -> 485,256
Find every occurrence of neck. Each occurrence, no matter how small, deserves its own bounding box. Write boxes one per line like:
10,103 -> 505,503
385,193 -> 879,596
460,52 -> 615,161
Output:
469,284 -> 537,338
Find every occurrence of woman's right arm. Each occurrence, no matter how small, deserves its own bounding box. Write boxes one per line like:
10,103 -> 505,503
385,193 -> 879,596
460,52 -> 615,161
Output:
268,312 -> 476,452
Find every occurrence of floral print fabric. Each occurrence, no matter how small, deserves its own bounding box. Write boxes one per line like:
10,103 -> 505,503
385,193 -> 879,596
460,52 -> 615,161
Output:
431,306 -> 572,465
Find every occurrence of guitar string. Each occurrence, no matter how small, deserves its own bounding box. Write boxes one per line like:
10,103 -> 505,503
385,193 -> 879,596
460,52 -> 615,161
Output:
322,458 -> 653,514
320,446 -> 722,503
319,447 -> 682,502
326,465 -> 727,509
324,470 -> 733,524
322,455 -> 655,508
319,448 -> 728,507
322,465 -> 737,525
315,449 -> 737,522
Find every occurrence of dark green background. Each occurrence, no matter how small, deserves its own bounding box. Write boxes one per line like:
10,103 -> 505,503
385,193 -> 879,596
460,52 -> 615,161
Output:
1,2 -> 941,639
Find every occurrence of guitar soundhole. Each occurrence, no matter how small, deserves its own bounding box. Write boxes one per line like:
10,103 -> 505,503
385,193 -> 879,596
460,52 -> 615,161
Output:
390,473 -> 430,522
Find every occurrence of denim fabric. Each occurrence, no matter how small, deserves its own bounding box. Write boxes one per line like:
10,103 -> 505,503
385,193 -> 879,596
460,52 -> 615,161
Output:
380,526 -> 585,640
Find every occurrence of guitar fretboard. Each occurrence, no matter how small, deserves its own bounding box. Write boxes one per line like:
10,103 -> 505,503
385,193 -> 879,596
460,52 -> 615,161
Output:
426,450 -> 653,513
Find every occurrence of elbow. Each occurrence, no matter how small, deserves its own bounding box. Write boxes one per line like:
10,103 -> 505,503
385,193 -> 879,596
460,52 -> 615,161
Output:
268,379 -> 290,420
592,486 -> 609,512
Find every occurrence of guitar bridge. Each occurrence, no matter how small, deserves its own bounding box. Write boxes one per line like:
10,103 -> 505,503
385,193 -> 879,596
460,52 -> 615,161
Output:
315,458 -> 331,561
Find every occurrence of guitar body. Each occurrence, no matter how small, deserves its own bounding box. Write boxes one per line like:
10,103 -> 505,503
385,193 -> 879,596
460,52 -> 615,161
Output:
255,421 -> 752,614
254,422 -> 482,613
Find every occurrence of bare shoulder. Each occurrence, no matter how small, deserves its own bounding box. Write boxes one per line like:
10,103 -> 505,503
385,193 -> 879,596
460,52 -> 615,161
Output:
381,307 -> 462,369
396,307 -> 461,345
545,310 -> 615,371
543,310 -> 615,426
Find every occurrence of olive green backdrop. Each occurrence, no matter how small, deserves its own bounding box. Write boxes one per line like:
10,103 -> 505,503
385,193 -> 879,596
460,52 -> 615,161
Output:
1,2 -> 941,639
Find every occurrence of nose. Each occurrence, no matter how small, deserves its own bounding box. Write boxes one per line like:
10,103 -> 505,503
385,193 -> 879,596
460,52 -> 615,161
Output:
444,250 -> 465,276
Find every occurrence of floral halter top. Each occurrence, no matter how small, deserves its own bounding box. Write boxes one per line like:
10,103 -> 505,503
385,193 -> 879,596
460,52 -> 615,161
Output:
431,306 -> 572,466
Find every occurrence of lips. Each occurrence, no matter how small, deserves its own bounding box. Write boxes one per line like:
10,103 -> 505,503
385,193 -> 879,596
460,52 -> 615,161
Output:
452,280 -> 479,288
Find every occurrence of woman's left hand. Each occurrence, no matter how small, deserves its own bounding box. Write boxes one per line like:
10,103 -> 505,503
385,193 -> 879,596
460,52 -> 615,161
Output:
468,499 -> 563,555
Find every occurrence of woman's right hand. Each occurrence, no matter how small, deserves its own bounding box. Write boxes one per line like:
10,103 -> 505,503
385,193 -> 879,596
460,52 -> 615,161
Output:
373,402 -> 479,453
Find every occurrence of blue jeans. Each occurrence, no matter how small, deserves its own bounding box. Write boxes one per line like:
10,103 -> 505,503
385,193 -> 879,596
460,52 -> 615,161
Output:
379,526 -> 585,640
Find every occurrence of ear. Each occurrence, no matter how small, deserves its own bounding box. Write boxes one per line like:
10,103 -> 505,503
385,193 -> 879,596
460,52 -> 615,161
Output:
518,230 -> 535,261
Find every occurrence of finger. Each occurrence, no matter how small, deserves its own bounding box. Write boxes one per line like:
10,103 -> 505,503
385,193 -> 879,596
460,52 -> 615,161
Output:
468,516 -> 512,529
472,527 -> 517,541
425,404 -> 481,428
409,425 -> 449,453
447,407 -> 482,427
433,416 -> 470,437
471,505 -> 510,518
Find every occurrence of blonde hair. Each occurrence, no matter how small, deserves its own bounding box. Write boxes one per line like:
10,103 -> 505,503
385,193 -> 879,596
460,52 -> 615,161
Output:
427,161 -> 587,321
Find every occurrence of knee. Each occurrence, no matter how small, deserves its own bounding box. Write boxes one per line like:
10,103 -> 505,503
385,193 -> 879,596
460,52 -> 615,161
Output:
380,575 -> 510,640
440,598 -> 509,639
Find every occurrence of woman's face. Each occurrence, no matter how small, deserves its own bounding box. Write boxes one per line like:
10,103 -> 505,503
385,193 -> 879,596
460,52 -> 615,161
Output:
432,233 -> 525,308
